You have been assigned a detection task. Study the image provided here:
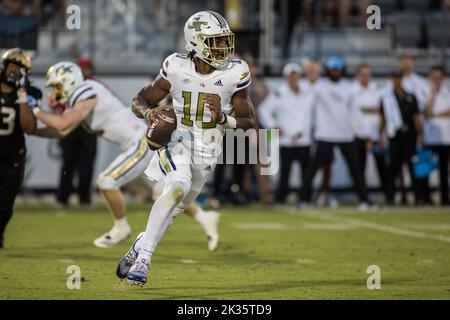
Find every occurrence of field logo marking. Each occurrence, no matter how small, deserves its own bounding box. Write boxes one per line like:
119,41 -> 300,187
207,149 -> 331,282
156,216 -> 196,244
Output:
366,5 -> 381,30
66,5 -> 81,30
66,265 -> 81,290
367,265 -> 381,290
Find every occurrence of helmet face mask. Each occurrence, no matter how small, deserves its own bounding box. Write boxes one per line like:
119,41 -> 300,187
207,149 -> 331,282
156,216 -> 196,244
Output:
184,11 -> 235,69
45,62 -> 84,105
1,48 -> 32,89
200,33 -> 235,69
46,82 -> 68,105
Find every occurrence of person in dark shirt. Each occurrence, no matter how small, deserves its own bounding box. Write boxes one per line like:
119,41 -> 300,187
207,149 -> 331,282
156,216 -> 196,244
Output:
0,48 -> 39,250
380,70 -> 425,205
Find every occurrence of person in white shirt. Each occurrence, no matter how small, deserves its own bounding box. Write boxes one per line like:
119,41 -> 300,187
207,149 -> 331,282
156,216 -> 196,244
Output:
399,54 -> 428,110
301,58 -> 336,207
351,64 -> 388,201
300,58 -> 323,91
423,66 -> 450,206
259,63 -> 314,204
300,57 -> 371,210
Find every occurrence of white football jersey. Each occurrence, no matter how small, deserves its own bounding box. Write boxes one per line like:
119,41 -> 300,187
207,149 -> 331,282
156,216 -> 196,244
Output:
69,79 -> 147,150
160,53 -> 251,160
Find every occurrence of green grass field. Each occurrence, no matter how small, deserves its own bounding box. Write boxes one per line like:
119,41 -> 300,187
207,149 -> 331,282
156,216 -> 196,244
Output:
1,203 -> 450,300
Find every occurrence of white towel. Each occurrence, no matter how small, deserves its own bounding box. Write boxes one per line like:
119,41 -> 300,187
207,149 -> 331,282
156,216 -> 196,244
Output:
382,92 -> 403,138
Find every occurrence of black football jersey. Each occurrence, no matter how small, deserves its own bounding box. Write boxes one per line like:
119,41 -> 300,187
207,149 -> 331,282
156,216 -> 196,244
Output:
0,85 -> 42,162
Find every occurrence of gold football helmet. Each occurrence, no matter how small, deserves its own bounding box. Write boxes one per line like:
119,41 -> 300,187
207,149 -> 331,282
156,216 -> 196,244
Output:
1,48 -> 32,88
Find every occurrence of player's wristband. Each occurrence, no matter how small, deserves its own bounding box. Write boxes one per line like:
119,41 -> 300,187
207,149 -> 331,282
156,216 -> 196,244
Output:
32,107 -> 41,115
218,112 -> 227,125
220,113 -> 237,129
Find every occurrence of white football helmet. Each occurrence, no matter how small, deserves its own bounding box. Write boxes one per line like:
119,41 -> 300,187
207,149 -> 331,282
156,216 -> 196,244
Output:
45,61 -> 84,104
184,11 -> 235,69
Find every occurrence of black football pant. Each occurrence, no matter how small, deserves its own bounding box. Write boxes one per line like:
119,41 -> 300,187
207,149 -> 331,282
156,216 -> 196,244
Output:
57,126 -> 97,205
301,141 -> 368,203
355,138 -> 389,200
276,146 -> 310,203
0,159 -> 25,246
386,131 -> 427,205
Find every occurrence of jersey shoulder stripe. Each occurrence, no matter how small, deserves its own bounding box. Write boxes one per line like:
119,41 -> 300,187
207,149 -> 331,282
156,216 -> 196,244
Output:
69,84 -> 96,108
230,58 -> 251,91
175,53 -> 189,59
237,78 -> 251,89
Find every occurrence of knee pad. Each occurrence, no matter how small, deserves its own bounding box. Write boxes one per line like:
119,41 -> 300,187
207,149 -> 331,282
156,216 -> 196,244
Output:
163,179 -> 191,203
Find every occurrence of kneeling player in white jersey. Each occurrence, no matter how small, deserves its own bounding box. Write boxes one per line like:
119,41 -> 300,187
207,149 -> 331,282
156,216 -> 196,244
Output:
31,62 -> 220,249
117,11 -> 255,286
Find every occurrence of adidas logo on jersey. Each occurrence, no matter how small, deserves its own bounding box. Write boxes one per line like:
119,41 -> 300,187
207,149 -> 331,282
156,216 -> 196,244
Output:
214,80 -> 223,86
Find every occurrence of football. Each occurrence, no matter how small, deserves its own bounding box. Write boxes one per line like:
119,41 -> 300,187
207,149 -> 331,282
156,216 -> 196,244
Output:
146,107 -> 177,150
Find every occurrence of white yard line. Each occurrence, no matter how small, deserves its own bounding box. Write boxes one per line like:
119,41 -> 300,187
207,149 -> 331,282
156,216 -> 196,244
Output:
234,223 -> 289,230
302,211 -> 450,244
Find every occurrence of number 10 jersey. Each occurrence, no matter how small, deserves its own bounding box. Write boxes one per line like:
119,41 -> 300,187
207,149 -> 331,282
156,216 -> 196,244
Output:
159,53 -> 251,161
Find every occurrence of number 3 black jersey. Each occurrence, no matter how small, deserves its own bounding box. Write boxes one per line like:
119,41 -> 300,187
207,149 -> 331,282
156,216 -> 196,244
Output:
0,85 -> 42,163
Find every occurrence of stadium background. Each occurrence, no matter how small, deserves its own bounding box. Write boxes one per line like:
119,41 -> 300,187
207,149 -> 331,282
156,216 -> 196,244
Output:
1,0 -> 449,197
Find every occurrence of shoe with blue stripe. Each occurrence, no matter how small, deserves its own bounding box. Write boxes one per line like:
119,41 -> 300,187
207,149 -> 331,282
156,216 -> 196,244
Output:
127,259 -> 150,286
115,232 -> 144,279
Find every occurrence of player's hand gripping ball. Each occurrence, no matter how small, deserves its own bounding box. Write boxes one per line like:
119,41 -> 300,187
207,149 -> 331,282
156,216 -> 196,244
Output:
145,106 -> 177,150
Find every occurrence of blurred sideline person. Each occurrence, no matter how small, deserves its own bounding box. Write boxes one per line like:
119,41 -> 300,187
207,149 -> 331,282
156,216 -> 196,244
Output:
32,62 -> 220,250
300,58 -> 323,90
399,54 -> 427,110
53,57 -> 98,208
301,58 -> 336,207
0,49 -> 39,250
300,56 -> 371,210
422,66 -> 450,206
245,54 -> 272,205
351,64 -> 388,201
380,70 -> 425,206
259,63 -> 314,205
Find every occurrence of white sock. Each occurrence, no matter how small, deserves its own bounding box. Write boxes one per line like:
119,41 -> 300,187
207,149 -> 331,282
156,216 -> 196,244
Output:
136,181 -> 188,263
194,206 -> 208,225
114,217 -> 129,229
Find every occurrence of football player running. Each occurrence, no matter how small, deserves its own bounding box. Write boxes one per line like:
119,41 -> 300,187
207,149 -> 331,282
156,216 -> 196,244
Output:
118,11 -> 255,286
0,48 -> 40,251
32,62 -> 220,249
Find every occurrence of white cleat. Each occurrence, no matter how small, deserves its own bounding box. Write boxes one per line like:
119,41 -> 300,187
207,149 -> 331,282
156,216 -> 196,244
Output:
94,225 -> 132,248
203,211 -> 220,251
